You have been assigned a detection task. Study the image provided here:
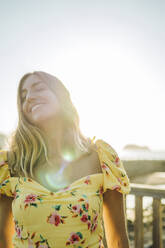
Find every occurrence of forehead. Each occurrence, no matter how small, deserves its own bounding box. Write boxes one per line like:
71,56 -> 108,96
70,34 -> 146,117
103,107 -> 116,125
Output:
21,74 -> 43,90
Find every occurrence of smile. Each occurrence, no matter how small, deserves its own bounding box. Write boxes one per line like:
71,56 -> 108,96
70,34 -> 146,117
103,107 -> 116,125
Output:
31,104 -> 43,112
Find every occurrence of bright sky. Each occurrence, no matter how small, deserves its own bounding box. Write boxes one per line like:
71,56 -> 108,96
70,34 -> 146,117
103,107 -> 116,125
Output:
0,0 -> 164,153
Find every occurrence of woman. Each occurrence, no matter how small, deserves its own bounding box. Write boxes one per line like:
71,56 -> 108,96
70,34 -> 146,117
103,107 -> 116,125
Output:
0,71 -> 130,248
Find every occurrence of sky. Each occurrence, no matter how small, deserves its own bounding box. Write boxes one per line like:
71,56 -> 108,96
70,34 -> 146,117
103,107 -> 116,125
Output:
0,0 -> 164,153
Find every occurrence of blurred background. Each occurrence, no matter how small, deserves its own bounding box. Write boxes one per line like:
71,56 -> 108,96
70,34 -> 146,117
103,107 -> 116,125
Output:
0,0 -> 164,247
0,0 -> 164,154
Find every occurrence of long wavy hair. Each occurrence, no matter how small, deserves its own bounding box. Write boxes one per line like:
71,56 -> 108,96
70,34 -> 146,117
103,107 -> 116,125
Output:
8,71 -> 93,179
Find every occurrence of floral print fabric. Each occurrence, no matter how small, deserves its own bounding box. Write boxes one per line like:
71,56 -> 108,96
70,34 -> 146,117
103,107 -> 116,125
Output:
0,138 -> 130,248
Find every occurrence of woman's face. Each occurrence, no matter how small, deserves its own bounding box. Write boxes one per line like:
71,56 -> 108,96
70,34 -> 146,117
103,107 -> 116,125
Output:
20,74 -> 61,126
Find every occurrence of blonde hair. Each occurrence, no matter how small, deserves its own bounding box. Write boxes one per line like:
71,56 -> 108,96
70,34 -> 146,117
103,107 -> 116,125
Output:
8,71 -> 92,179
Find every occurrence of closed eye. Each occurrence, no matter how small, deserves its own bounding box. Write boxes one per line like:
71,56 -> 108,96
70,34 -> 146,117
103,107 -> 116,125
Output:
21,86 -> 46,102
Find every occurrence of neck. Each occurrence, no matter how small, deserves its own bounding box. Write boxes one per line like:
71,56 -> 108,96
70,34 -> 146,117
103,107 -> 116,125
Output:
41,123 -> 82,162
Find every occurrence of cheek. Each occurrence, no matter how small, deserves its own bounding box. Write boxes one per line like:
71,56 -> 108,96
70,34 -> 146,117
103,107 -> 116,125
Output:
46,103 -> 60,115
48,94 -> 60,109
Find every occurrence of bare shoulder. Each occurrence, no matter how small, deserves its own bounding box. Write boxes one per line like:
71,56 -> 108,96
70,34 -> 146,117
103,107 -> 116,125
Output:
73,143 -> 102,180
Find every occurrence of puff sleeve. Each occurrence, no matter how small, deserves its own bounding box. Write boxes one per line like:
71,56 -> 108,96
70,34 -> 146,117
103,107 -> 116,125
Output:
0,150 -> 13,197
95,139 -> 131,194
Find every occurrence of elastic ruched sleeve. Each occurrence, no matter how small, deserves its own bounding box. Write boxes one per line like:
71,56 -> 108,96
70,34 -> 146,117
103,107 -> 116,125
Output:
95,139 -> 131,194
0,150 -> 13,197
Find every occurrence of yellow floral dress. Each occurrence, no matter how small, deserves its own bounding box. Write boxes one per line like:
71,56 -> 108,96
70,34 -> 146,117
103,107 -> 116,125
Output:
0,137 -> 130,248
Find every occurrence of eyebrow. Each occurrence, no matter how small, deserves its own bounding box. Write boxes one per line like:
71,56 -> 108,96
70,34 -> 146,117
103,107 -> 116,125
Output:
21,81 -> 43,95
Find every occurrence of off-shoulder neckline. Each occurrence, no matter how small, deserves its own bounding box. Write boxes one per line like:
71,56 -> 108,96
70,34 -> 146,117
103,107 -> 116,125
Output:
0,138 -> 107,193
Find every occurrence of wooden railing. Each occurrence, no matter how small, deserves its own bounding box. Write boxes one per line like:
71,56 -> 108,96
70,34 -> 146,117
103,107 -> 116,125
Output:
127,183 -> 165,248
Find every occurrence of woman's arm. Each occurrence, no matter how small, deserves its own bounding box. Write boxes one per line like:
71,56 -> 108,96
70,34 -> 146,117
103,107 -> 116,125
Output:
0,195 -> 14,248
103,189 -> 130,248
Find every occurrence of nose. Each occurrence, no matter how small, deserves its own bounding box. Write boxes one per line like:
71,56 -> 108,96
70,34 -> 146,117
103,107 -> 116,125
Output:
23,91 -> 37,113
25,89 -> 36,102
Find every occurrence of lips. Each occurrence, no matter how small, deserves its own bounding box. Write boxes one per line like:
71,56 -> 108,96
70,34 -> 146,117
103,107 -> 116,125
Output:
28,103 -> 44,113
31,104 -> 43,112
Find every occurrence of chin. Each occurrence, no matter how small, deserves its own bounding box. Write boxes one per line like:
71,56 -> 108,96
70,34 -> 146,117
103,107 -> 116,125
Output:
30,113 -> 57,127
